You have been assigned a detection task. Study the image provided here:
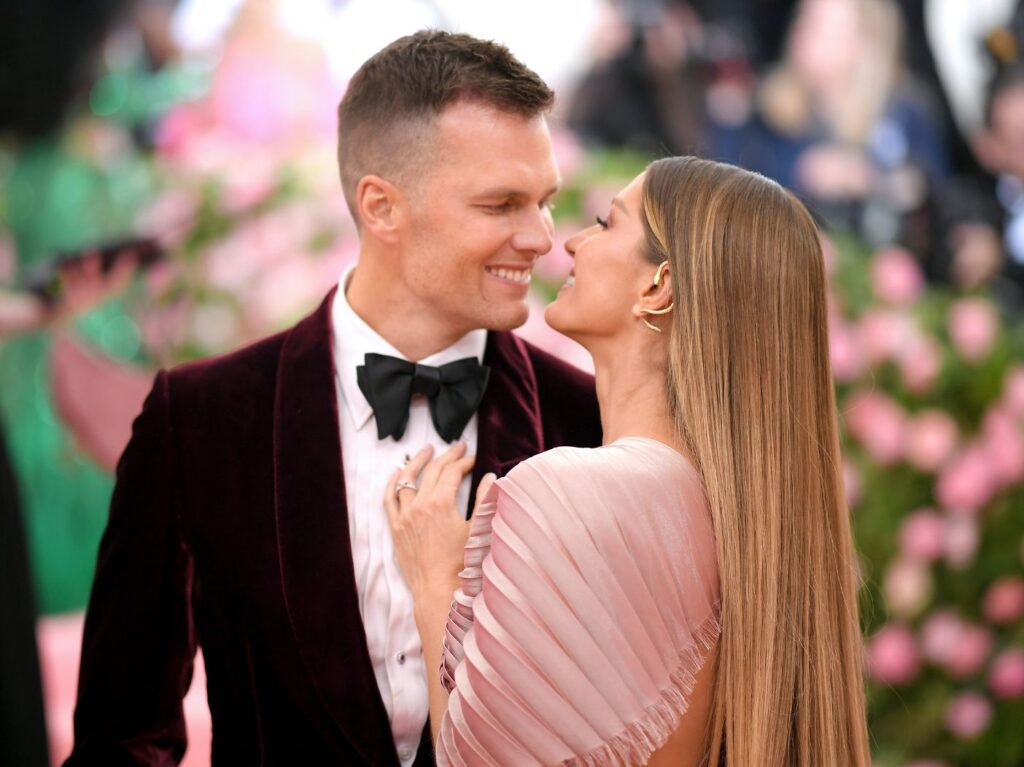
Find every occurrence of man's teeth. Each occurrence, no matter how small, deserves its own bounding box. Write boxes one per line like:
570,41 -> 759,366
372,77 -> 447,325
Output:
486,267 -> 532,284
563,274 -> 575,287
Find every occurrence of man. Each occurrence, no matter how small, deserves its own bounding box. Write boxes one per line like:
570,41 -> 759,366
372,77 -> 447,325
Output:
66,30 -> 601,766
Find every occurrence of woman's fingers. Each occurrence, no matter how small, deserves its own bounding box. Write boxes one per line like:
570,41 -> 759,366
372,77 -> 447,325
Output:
419,441 -> 467,491
400,444 -> 435,484
437,455 -> 476,497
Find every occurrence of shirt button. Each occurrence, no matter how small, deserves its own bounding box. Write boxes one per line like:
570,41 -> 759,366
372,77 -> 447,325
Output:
396,651 -> 406,665
399,746 -> 413,761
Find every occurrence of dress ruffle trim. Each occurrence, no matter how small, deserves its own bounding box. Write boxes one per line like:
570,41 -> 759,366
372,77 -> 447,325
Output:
560,609 -> 721,767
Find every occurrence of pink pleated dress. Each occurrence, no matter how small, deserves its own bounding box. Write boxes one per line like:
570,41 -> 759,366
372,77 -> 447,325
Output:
437,437 -> 721,766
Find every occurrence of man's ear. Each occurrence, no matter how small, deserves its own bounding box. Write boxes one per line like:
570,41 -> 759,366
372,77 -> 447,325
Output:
633,263 -> 674,319
355,175 -> 405,243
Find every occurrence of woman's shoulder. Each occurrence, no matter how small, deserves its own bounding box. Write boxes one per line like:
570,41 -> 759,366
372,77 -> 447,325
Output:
497,437 -> 712,554
506,436 -> 699,490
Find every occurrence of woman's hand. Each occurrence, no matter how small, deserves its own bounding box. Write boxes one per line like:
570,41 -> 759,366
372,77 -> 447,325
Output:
384,443 -> 475,601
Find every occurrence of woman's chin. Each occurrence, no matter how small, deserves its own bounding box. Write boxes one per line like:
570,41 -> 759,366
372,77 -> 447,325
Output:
543,302 -> 569,335
543,310 -> 586,351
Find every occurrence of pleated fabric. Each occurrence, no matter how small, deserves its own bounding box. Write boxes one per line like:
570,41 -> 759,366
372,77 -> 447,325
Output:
437,437 -> 721,766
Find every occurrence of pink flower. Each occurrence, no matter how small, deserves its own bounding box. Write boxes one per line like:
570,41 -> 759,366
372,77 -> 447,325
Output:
945,692 -> 992,739
858,309 -> 918,365
870,247 -> 925,306
1003,365 -> 1024,419
948,298 -> 999,363
209,37 -> 337,146
935,445 -> 996,512
154,103 -> 206,157
983,577 -> 1024,625
883,558 -> 932,617
136,190 -> 199,248
899,509 -> 945,562
944,623 -> 993,678
549,127 -> 584,179
943,515 -> 979,570
843,390 -> 908,465
829,320 -> 866,382
905,411 -> 959,473
988,647 -> 1024,699
980,409 -> 1024,487
843,459 -> 861,509
899,336 -> 942,395
921,610 -> 964,665
867,623 -> 921,685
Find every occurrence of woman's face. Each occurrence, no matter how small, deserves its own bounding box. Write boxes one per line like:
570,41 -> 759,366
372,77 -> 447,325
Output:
545,172 -> 654,344
788,0 -> 860,89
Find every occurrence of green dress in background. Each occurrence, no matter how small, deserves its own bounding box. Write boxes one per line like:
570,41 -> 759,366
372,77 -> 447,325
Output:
1,135 -> 154,614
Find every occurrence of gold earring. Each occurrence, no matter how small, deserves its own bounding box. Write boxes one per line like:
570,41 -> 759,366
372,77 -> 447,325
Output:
639,304 -> 674,333
641,261 -> 673,332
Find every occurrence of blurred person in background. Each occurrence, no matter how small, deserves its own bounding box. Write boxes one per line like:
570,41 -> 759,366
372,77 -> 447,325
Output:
568,0 -> 712,156
714,0 -> 950,253
0,254 -> 137,767
1,0 -> 166,763
939,13 -> 1024,311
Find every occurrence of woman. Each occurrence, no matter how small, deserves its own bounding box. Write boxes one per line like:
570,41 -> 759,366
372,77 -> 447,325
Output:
385,156 -> 870,765
713,0 -> 948,249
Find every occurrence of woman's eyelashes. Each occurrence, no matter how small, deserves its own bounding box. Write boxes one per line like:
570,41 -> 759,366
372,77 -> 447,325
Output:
595,214 -> 609,229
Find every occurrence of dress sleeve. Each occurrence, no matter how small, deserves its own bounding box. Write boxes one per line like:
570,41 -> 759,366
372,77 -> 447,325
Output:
436,440 -> 720,767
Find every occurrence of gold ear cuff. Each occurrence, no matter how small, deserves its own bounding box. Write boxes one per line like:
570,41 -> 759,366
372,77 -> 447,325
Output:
641,262 -> 673,332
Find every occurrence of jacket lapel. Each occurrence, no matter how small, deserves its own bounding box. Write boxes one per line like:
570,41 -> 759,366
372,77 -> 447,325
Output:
272,288 -> 398,766
469,331 -> 544,514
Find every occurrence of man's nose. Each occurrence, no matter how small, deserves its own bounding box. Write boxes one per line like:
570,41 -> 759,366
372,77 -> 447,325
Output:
511,206 -> 554,255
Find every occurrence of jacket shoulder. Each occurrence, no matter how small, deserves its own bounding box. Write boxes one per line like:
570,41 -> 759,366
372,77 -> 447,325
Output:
164,328 -> 288,411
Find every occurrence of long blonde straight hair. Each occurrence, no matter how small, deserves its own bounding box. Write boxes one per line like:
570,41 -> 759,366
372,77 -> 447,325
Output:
640,157 -> 870,765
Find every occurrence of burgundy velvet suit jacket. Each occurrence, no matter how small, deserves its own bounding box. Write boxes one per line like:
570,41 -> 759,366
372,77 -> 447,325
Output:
65,290 -> 601,766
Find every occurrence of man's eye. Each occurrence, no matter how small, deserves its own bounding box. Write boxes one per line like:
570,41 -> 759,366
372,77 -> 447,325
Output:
596,215 -> 609,229
487,202 -> 513,212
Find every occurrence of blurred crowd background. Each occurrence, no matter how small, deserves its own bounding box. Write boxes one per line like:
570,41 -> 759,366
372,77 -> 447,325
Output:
1,0 -> 1023,764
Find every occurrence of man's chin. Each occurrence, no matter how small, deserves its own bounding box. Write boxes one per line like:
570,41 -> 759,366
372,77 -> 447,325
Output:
481,305 -> 530,333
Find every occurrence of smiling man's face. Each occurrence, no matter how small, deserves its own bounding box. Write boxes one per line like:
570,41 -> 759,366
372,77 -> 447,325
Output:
395,100 -> 560,336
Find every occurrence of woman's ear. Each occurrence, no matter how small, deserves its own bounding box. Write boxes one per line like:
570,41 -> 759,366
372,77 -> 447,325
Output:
633,262 -> 674,319
356,175 -> 406,243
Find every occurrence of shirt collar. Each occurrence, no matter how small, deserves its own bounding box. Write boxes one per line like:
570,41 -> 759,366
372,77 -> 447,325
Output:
331,266 -> 488,432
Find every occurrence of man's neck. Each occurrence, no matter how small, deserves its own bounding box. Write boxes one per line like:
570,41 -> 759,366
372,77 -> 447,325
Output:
344,260 -> 472,362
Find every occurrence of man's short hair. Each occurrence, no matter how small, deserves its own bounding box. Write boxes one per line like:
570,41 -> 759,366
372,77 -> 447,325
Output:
336,30 -> 555,223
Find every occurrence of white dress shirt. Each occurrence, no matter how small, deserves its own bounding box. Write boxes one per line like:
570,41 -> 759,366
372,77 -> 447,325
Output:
331,268 -> 485,767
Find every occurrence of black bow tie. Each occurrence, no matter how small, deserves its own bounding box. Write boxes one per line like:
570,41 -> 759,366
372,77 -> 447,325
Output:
356,353 -> 491,442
